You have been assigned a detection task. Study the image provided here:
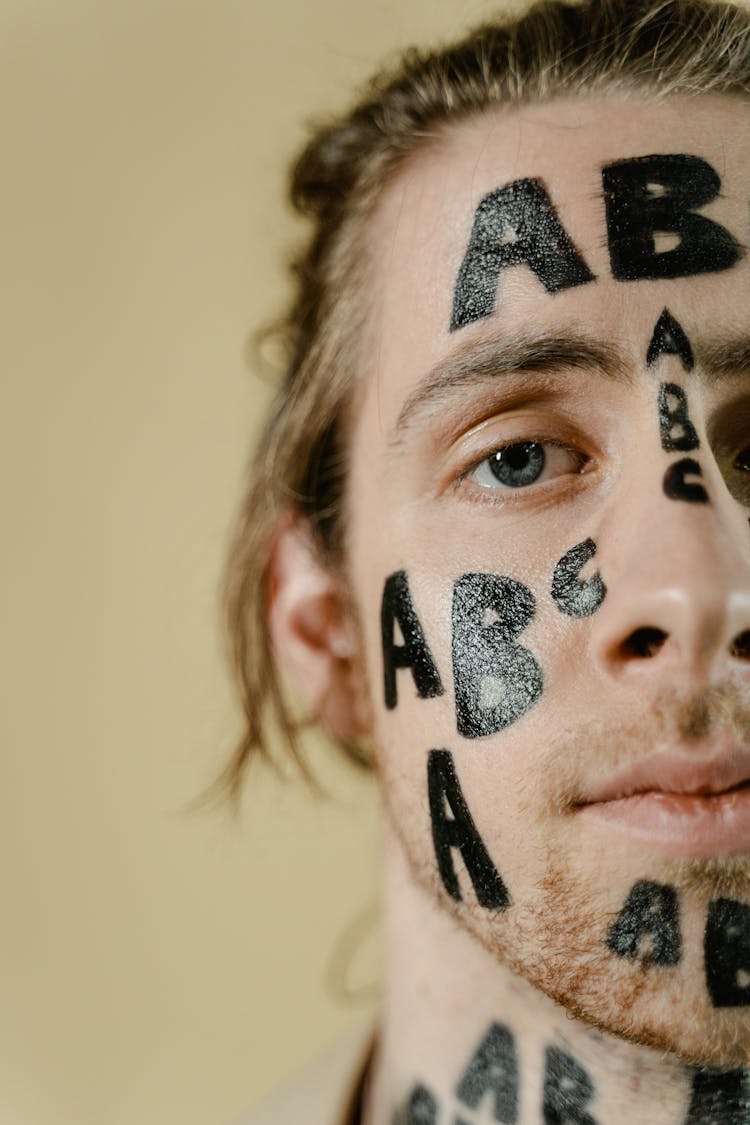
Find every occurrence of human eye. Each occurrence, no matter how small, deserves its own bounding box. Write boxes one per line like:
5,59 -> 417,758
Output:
465,439 -> 589,493
733,444 -> 750,473
729,442 -> 750,505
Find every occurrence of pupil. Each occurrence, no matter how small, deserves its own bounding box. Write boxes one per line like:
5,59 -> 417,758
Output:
490,442 -> 545,487
735,447 -> 750,472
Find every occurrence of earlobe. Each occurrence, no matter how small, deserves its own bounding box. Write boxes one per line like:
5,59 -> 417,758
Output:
267,515 -> 371,741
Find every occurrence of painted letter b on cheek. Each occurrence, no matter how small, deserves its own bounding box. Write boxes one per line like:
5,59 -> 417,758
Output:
452,574 -> 542,738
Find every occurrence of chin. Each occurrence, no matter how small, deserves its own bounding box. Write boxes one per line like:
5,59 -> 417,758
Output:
483,890 -> 750,1069
525,957 -> 750,1070
449,850 -> 750,1069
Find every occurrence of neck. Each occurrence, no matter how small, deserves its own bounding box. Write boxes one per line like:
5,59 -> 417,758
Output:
363,832 -> 748,1125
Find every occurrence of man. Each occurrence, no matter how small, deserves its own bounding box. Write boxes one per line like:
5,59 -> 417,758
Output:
228,0 -> 750,1120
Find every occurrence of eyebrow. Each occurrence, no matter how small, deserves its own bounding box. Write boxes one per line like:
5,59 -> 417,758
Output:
698,336 -> 750,382
392,332 -> 629,438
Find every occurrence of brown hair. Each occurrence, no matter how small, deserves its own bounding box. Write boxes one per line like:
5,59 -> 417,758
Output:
217,0 -> 750,803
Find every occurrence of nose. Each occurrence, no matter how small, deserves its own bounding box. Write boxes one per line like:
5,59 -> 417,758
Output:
590,465 -> 750,688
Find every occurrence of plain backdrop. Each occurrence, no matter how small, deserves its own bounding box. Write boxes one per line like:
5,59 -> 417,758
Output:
1,0 -> 527,1122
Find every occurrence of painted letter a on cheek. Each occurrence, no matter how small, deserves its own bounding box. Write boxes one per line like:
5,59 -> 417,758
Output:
452,573 -> 542,739
381,571 -> 444,709
427,750 -> 509,910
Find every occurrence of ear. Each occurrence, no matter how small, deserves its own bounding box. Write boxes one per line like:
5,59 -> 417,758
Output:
267,515 -> 371,741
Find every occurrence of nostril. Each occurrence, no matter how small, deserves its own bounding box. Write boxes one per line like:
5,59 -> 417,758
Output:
620,627 -> 668,660
730,630 -> 750,661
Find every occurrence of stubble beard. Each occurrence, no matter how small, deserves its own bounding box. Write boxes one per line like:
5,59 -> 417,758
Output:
383,683 -> 750,1068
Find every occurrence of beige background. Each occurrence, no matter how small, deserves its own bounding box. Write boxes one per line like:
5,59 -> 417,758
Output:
1,1 -> 524,1123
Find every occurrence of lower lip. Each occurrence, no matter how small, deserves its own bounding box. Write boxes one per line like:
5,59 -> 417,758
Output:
580,785 -> 750,857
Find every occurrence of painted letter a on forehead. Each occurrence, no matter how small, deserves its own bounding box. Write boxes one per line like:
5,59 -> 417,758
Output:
450,178 -> 595,332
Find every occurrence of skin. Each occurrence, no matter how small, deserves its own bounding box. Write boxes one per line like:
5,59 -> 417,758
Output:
274,94 -> 750,1122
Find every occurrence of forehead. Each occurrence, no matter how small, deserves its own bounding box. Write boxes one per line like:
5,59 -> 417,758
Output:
358,93 -> 750,433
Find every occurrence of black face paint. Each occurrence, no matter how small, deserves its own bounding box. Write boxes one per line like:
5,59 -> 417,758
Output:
381,571 -> 444,710
542,1047 -> 600,1125
658,383 -> 700,452
646,309 -> 695,372
452,573 -> 543,739
427,750 -> 510,910
450,178 -> 595,332
602,154 -> 740,282
394,1084 -> 439,1124
606,880 -> 681,967
684,1068 -> 750,1123
550,539 -> 606,618
663,457 -> 709,504
456,1022 -> 519,1124
705,897 -> 750,1007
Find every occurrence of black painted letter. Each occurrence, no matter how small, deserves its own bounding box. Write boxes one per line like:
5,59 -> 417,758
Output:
427,750 -> 509,910
658,383 -> 700,452
456,1022 -> 519,1123
543,1047 -> 600,1125
450,179 -> 594,332
684,1069 -> 750,1123
647,309 -> 694,372
663,457 -> 709,504
603,154 -> 740,281
452,573 -> 543,738
606,880 -> 681,967
705,897 -> 750,1007
395,1084 -> 439,1125
551,539 -> 606,618
381,571 -> 444,709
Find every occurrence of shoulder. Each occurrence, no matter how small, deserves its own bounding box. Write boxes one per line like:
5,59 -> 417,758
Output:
229,1019 -> 375,1125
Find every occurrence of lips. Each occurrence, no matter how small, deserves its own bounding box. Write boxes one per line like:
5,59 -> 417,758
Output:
576,745 -> 750,857
580,747 -> 750,805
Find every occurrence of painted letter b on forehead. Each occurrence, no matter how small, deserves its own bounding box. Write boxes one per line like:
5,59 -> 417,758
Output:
450,154 -> 741,333
603,154 -> 740,281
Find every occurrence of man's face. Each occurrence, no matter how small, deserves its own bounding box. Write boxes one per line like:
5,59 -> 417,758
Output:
344,94 -> 750,1065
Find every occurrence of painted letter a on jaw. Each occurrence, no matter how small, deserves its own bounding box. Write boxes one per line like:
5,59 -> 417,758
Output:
427,750 -> 509,911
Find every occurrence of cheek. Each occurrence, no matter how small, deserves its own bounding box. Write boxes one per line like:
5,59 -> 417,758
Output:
357,536 -> 602,752
358,550 -> 595,840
